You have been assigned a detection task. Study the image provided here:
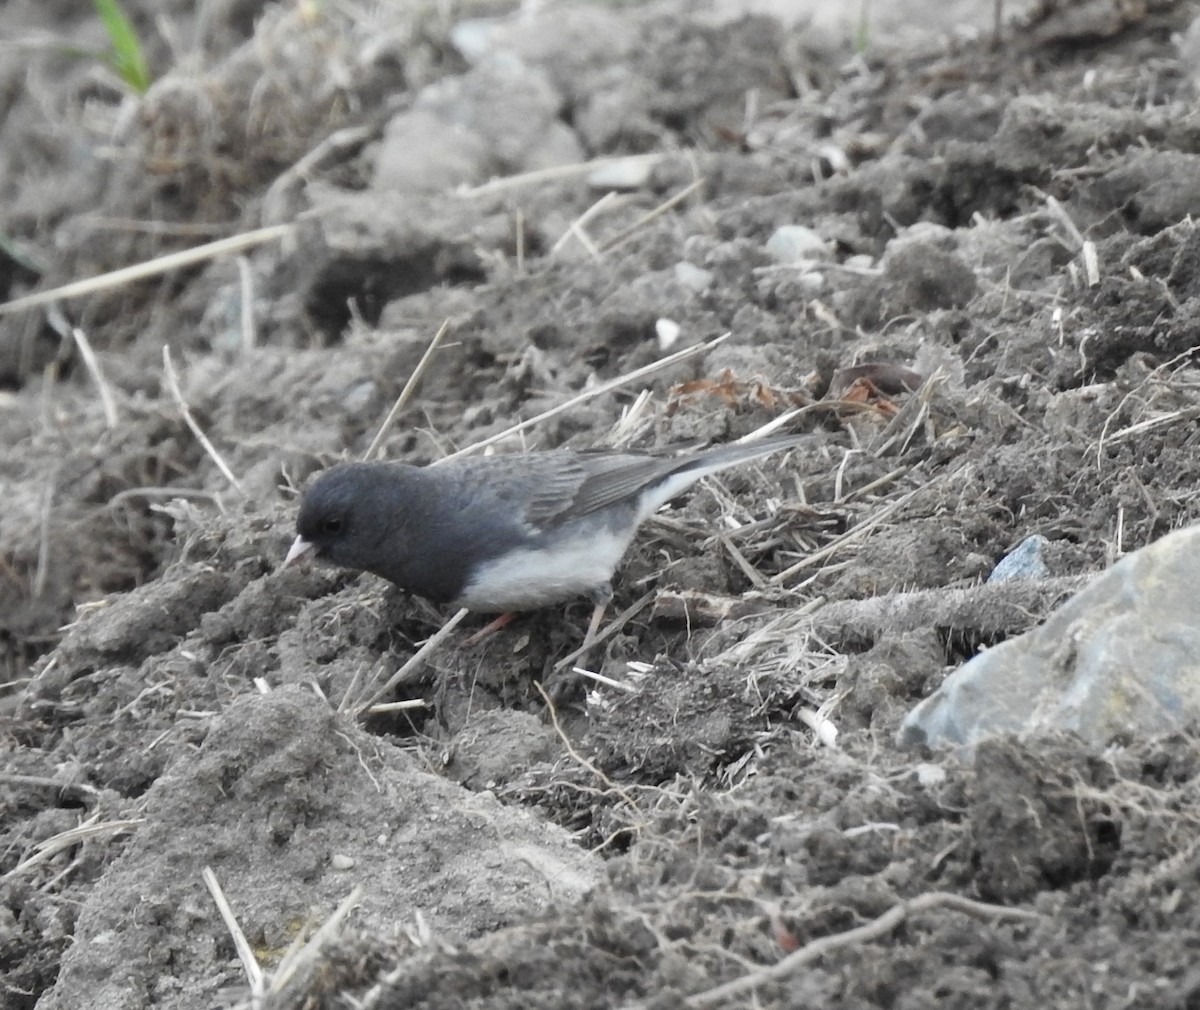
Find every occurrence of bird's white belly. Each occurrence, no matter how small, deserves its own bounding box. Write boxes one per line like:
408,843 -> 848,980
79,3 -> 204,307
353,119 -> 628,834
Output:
455,529 -> 630,612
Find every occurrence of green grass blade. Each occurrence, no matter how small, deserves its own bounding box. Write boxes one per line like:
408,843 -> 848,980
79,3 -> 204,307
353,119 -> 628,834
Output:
93,0 -> 150,94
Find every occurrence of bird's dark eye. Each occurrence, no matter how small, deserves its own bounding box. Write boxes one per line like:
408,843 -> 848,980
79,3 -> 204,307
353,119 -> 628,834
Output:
320,517 -> 344,535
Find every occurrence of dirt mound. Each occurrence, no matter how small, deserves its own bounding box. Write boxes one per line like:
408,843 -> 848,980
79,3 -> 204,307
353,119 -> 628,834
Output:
5,1 -> 1200,1008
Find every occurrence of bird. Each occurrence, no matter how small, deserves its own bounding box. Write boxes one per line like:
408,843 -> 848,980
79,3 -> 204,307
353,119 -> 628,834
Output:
283,433 -> 809,644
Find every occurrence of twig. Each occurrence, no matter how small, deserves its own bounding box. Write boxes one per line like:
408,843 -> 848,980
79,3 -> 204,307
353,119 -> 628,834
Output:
363,319 -> 451,461
0,224 -> 293,314
162,346 -> 245,495
660,892 -> 1038,1009
70,327 -> 118,428
202,866 -> 264,1000
354,607 -> 470,714
438,333 -> 729,464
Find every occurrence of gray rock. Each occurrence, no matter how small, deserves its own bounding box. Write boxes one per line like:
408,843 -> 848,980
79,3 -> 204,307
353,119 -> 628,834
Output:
373,107 -> 491,193
373,54 -> 583,192
988,535 -> 1050,582
901,525 -> 1200,748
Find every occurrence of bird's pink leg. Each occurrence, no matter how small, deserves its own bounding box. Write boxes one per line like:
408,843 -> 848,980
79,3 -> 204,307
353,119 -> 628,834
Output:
583,601 -> 606,649
463,612 -> 517,646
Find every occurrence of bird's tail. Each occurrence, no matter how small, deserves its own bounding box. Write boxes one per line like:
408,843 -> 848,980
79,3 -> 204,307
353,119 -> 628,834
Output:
639,432 -> 812,516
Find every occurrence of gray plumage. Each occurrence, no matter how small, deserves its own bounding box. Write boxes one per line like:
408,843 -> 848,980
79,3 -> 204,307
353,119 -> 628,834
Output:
286,435 -> 808,613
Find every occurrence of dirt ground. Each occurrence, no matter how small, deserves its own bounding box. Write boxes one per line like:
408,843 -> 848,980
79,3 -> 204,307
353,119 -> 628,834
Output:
6,0 -> 1200,1007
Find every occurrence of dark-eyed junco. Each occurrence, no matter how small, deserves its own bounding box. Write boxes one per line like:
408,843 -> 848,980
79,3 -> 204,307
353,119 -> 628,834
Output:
284,434 -> 809,641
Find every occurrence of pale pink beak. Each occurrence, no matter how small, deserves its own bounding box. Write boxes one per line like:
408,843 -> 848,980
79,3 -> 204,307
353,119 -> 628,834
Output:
283,535 -> 316,569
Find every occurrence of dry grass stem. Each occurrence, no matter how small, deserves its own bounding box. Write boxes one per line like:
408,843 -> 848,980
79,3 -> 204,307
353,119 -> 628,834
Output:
1107,405 -> 1200,445
870,369 -> 946,456
34,469 -> 56,599
769,482 -> 928,586
1082,240 -> 1100,286
718,535 -> 768,589
364,698 -> 428,715
236,255 -> 256,353
0,224 -> 293,314
1094,345 -> 1200,463
597,177 -> 705,253
364,318 -> 452,461
551,190 -> 620,257
609,388 -> 656,447
69,327 -> 118,428
732,408 -> 808,443
457,153 -> 664,197
108,486 -> 218,508
439,333 -> 729,464
202,866 -> 264,999
0,773 -> 101,800
796,705 -> 839,747
162,346 -> 246,495
268,886 -> 364,997
515,206 -> 526,273
835,464 -> 909,503
673,892 -> 1038,1008
3,814 -> 144,882
1045,193 -> 1085,249
572,666 -> 637,692
552,589 -> 656,672
355,607 -> 470,714
263,124 -> 374,223
534,681 -> 641,815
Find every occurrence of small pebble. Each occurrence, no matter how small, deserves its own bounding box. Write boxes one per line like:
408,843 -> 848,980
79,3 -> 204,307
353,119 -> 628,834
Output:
656,318 -> 681,350
765,225 -> 829,264
587,155 -> 656,190
797,271 -> 825,294
915,763 -> 947,787
674,261 -> 713,292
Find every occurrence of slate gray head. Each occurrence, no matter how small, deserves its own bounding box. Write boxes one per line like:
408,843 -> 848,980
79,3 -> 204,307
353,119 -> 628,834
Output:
286,462 -> 410,577
284,435 -> 811,617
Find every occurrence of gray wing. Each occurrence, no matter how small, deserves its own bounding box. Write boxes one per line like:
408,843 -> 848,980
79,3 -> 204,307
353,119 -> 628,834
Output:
437,451 -> 662,527
562,434 -> 811,521
556,453 -> 699,521
437,435 -> 809,532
